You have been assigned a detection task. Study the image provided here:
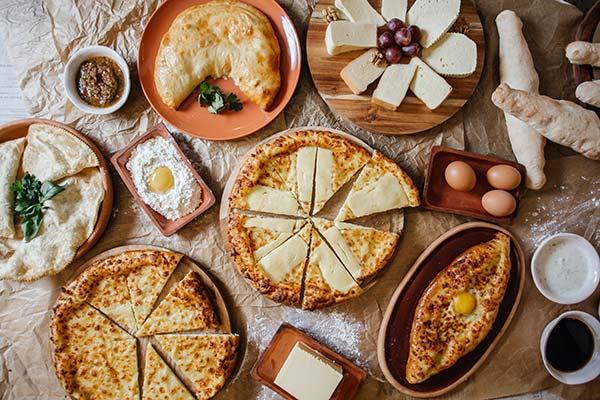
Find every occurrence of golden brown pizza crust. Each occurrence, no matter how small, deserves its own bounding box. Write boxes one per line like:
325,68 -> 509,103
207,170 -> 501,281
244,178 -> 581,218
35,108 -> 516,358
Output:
406,233 -> 511,383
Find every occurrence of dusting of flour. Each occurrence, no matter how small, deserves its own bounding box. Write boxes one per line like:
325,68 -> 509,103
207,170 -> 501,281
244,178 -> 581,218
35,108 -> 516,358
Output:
127,137 -> 202,220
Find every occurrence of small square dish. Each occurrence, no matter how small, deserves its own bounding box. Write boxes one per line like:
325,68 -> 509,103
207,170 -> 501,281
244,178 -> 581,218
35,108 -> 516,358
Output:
111,123 -> 215,236
423,146 -> 526,224
251,323 -> 366,400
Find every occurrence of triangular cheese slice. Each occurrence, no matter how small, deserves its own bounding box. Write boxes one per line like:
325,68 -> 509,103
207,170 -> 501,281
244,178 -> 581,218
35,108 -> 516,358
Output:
23,123 -> 99,182
336,151 -> 420,221
137,271 -> 219,337
51,302 -> 138,400
143,344 -> 194,400
227,211 -> 305,273
127,251 -> 182,327
312,217 -> 400,284
86,271 -> 138,333
312,134 -> 371,214
301,228 -> 361,310
156,334 -> 239,400
244,222 -> 312,307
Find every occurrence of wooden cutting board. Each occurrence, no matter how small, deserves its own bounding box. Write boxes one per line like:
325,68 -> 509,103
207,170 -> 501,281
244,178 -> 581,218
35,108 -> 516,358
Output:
306,0 -> 485,135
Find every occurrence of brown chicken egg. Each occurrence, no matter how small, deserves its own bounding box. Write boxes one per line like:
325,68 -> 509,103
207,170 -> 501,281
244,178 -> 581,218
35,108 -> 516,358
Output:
481,190 -> 517,217
444,161 -> 476,191
486,165 -> 521,190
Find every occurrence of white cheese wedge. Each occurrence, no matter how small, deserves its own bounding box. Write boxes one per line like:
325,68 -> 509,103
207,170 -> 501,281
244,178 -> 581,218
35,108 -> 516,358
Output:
296,147 -> 317,208
409,57 -> 453,110
312,241 -> 358,293
314,148 -> 334,212
244,217 -> 297,232
340,49 -> 387,94
254,232 -> 293,260
372,63 -> 418,110
321,227 -> 362,280
406,0 -> 461,48
335,0 -> 386,26
258,233 -> 308,283
381,0 -> 408,21
246,186 -> 302,216
345,172 -> 409,217
422,32 -> 477,77
274,342 -> 343,400
325,21 -> 377,56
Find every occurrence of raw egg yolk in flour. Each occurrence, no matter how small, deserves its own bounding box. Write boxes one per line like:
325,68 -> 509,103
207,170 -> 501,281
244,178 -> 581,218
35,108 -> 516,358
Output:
148,166 -> 174,193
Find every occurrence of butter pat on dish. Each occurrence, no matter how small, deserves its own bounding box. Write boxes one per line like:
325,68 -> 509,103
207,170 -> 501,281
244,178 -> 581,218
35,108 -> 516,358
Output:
325,21 -> 377,56
274,341 -> 344,400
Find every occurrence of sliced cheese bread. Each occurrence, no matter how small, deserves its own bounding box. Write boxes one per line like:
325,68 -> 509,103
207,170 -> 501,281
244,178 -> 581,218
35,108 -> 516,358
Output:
85,268 -> 138,333
143,344 -> 194,400
382,0 -> 408,21
406,0 -> 461,48
302,228 -> 361,310
312,217 -> 400,284
336,151 -> 420,221
335,0 -> 386,26
422,32 -> 477,77
313,134 -> 371,214
51,302 -> 139,400
340,49 -> 387,94
247,222 -> 312,307
228,211 -> 305,273
325,21 -> 377,56
372,63 -> 418,110
156,334 -> 239,400
409,57 -> 453,110
137,271 -> 219,336
127,251 -> 182,327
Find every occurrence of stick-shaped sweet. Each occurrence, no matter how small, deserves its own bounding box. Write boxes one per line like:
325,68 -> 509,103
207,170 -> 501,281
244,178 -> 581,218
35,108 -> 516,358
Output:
496,10 -> 546,189
492,83 -> 600,160
566,41 -> 600,67
576,80 -> 600,107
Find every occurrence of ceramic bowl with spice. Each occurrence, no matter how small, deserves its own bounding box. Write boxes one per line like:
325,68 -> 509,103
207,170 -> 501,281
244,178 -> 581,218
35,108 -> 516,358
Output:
63,45 -> 130,114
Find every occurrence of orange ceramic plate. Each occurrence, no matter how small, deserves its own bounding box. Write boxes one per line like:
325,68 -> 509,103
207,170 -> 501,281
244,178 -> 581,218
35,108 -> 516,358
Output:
138,0 -> 301,140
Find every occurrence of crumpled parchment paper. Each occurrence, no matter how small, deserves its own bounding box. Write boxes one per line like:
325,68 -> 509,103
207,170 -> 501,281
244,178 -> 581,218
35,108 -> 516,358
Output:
0,0 -> 598,399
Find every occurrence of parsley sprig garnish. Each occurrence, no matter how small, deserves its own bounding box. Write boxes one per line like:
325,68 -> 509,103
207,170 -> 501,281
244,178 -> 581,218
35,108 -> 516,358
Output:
10,173 -> 66,242
197,82 -> 243,114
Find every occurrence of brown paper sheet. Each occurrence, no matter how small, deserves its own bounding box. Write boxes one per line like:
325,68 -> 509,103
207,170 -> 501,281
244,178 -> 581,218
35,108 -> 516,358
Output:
0,0 -> 598,399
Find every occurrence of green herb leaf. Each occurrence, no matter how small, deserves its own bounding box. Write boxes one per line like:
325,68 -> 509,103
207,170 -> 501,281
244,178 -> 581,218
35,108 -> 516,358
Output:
11,173 -> 66,242
197,81 -> 243,114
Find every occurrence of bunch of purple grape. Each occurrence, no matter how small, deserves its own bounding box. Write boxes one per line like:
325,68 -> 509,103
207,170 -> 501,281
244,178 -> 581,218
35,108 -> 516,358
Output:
377,18 -> 421,64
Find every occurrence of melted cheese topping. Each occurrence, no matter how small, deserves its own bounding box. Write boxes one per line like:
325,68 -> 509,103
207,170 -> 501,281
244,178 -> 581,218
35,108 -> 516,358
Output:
296,147 -> 317,206
258,234 -> 308,282
321,227 -> 362,280
346,172 -> 409,217
246,185 -> 301,216
311,242 -> 357,293
314,148 -> 335,208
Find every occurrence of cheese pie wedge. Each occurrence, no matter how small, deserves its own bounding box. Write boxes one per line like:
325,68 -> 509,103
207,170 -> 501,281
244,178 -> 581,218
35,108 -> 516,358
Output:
143,344 -> 194,400
137,271 -> 219,336
156,334 -> 239,400
312,217 -> 399,284
302,228 -> 362,310
406,233 -> 511,383
336,151 -> 420,221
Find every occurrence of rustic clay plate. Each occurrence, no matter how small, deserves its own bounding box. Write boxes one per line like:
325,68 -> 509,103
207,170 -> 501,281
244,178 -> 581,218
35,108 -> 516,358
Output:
0,118 -> 113,260
251,323 -> 366,400
55,244 -> 241,398
111,123 -> 216,236
137,0 -> 301,140
307,0 -> 485,135
572,0 -> 600,115
377,222 -> 525,398
422,146 -> 527,224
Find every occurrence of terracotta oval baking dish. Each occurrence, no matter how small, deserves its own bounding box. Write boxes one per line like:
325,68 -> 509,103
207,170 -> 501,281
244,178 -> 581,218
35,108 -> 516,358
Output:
377,222 -> 525,398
